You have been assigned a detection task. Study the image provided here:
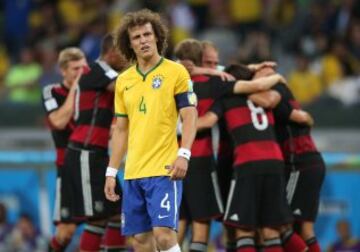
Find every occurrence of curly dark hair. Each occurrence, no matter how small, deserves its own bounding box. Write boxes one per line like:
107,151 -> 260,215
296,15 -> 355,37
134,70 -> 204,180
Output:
114,9 -> 168,62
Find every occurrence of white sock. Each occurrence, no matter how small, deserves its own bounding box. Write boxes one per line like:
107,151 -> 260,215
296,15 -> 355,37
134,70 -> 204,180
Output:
160,244 -> 181,252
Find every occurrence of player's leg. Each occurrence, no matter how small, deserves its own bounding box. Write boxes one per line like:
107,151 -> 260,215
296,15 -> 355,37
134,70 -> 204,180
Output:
80,219 -> 106,252
261,227 -> 283,252
186,159 -> 223,251
260,173 -> 293,252
190,221 -> 210,252
223,173 -> 257,252
50,151 -> 79,251
178,185 -> 190,246
50,223 -> 77,252
122,178 -> 156,251
153,227 -> 181,251
177,219 -> 188,246
280,224 -> 307,252
103,214 -> 127,251
217,157 -> 236,252
82,150 -> 126,251
145,177 -> 182,251
289,158 -> 325,252
235,228 -> 256,252
132,231 -> 156,252
301,221 -> 320,252
224,226 -> 237,252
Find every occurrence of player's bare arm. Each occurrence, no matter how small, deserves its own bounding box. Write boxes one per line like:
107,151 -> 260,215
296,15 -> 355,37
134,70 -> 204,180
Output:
179,59 -> 235,81
233,73 -> 286,94
104,117 -> 129,202
290,109 -> 315,127
48,73 -> 81,129
196,111 -> 219,131
169,106 -> 197,180
193,67 -> 235,81
248,90 -> 281,109
247,61 -> 277,72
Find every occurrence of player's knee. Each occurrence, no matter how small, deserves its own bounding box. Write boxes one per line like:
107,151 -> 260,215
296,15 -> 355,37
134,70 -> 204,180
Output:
300,221 -> 315,240
132,233 -> 156,251
57,224 -> 76,244
153,228 -> 177,249
261,227 -> 280,240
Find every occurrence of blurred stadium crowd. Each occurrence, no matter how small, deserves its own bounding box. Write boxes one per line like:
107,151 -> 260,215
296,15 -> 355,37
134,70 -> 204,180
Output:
1,0 -> 360,114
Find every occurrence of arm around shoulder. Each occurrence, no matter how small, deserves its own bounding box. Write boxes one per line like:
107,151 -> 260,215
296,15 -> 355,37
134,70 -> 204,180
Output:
197,112 -> 218,131
290,109 -> 314,126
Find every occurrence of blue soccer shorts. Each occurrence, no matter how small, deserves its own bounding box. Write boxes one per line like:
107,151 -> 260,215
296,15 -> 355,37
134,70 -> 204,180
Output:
122,176 -> 182,236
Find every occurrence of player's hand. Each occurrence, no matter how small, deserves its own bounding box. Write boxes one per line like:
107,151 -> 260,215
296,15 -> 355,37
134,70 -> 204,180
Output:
209,69 -> 235,81
248,61 -> 277,72
274,73 -> 287,84
104,177 -> 120,202
168,157 -> 189,180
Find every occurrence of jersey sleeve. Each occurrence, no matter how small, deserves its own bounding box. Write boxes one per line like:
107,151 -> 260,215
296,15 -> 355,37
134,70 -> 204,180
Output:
209,99 -> 224,118
42,85 -> 61,114
272,83 -> 293,122
210,76 -> 236,99
114,76 -> 127,117
273,100 -> 293,123
272,83 -> 289,99
174,64 -> 197,110
79,61 -> 118,91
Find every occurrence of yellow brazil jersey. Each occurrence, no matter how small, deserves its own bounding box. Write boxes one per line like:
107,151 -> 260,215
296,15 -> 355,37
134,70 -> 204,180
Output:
114,58 -> 194,180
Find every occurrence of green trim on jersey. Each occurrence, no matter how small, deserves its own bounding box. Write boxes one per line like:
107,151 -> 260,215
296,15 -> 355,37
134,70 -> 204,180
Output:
136,57 -> 164,81
115,113 -> 128,117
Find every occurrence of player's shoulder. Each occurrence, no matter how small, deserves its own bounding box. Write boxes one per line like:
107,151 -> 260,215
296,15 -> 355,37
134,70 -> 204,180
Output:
163,58 -> 187,71
93,60 -> 118,79
42,82 -> 63,99
118,64 -> 136,79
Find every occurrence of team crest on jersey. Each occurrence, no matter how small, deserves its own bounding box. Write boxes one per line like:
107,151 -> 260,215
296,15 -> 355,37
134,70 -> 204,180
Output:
152,75 -> 164,89
188,92 -> 197,106
188,80 -> 193,92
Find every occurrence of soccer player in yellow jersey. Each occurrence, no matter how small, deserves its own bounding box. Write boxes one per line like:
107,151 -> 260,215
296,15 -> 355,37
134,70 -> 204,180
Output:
104,9 -> 197,252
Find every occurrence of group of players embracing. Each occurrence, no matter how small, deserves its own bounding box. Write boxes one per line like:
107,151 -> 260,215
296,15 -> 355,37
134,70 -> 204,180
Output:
174,39 -> 325,252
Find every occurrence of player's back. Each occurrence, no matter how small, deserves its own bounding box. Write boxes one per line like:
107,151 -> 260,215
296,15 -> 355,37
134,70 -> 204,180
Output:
272,83 -> 319,163
42,83 -> 74,167
192,75 -> 228,157
221,94 -> 283,174
69,60 -> 117,150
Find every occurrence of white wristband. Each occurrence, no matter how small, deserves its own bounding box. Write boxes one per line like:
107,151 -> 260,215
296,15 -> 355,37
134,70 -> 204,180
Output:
106,167 -> 118,177
177,148 -> 191,161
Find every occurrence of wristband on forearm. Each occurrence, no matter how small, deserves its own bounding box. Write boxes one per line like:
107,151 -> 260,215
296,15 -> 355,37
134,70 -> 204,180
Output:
177,148 -> 191,161
106,167 -> 118,177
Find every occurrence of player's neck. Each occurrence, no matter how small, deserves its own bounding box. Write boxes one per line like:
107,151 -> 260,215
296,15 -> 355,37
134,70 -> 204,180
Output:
137,54 -> 161,74
63,80 -> 72,89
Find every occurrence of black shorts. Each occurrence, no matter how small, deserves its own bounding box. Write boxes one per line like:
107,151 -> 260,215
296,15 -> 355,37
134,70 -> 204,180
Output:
285,154 -> 326,221
224,169 -> 292,229
216,156 -> 233,207
180,157 -> 224,221
60,147 -> 121,222
53,166 -> 63,224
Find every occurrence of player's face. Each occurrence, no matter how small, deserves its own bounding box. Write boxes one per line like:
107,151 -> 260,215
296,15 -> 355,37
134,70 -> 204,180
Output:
128,23 -> 158,61
61,58 -> 88,86
202,47 -> 219,69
